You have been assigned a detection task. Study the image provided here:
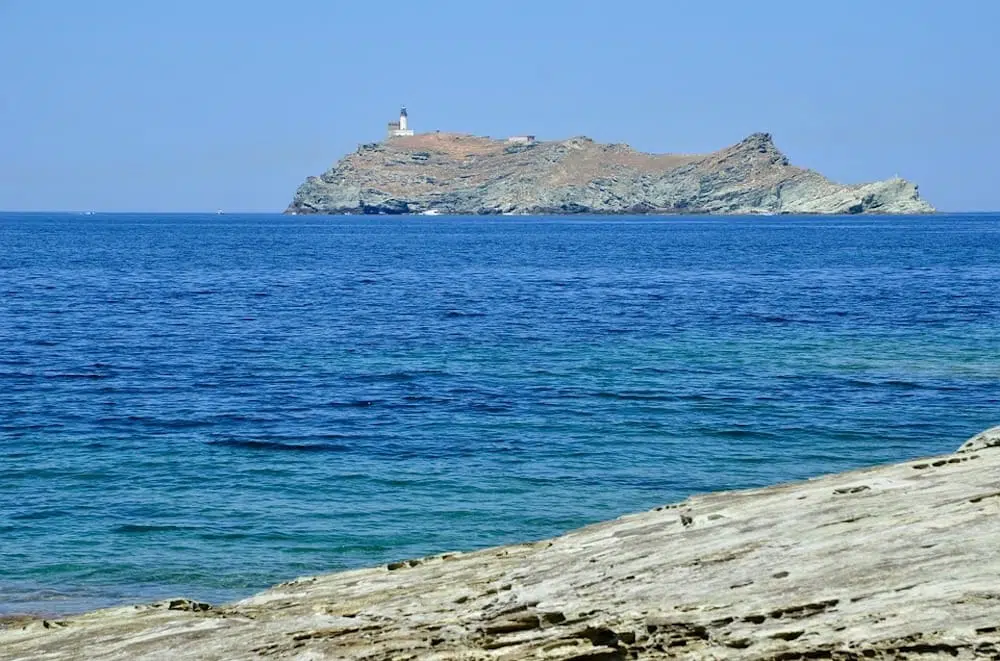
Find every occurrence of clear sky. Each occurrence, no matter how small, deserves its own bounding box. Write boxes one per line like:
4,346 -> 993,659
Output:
1,0 -> 997,212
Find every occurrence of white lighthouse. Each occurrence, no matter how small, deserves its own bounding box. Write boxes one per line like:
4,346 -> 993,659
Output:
387,106 -> 414,138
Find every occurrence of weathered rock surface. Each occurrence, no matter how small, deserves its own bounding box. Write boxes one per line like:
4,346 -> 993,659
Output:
286,132 -> 934,215
4,426 -> 999,660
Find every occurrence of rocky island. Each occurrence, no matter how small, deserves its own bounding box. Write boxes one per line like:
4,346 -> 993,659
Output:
3,425 -> 999,660
286,109 -> 933,216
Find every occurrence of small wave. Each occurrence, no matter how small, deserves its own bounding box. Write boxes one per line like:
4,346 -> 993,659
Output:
403,394 -> 450,404
750,313 -> 792,323
447,386 -> 502,396
327,399 -> 379,408
115,415 -> 214,429
161,419 -> 214,429
114,524 -> 186,534
883,379 -> 937,390
747,313 -> 819,325
444,310 -> 486,318
675,393 -> 714,402
842,378 -> 933,390
208,439 -> 350,453
594,391 -> 673,402
314,432 -> 353,440
714,428 -> 781,440
45,372 -> 107,380
467,402 -> 512,413
11,509 -> 68,521
1,423 -> 53,432
0,371 -> 35,379
212,413 -> 282,423
344,371 -> 418,383
196,531 -> 251,541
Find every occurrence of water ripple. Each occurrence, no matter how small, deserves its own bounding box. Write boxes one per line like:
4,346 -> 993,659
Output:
0,212 -> 998,615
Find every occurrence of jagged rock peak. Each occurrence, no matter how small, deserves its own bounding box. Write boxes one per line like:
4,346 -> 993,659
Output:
737,131 -> 779,151
717,132 -> 790,167
285,131 -> 934,216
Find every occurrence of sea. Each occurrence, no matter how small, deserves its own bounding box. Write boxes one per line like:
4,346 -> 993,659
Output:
1,212 -> 998,616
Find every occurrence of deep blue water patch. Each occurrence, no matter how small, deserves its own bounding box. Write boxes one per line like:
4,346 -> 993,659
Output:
0,212 -> 998,615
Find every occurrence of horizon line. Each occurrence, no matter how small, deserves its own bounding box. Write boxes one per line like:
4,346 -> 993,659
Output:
1,210 -> 998,216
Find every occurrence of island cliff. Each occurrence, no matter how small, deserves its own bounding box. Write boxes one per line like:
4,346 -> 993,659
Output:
285,132 -> 934,216
3,426 -> 999,660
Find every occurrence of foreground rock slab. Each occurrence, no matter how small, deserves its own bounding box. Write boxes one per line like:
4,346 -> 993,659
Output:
3,427 -> 999,660
286,132 -> 934,216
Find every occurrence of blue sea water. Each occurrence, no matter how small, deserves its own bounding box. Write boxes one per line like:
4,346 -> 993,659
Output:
1,212 -> 998,615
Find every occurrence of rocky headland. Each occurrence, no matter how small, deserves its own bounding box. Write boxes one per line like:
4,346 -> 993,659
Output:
286,133 -> 934,216
4,426 -> 1000,660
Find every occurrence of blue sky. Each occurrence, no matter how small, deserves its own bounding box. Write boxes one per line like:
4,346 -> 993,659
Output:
0,0 -> 997,212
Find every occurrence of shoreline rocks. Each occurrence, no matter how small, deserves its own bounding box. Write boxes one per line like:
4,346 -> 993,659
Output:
3,426 -> 997,660
286,132 -> 934,216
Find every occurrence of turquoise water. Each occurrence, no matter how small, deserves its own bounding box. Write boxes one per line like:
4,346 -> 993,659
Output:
1,213 -> 998,615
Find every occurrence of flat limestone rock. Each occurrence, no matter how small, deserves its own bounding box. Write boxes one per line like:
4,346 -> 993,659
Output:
285,132 -> 934,216
4,426 -> 998,660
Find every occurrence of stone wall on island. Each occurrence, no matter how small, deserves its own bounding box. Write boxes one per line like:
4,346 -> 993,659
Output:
3,426 -> 998,660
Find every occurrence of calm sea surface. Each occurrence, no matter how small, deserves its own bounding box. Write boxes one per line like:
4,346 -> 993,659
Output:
1,213 -> 998,615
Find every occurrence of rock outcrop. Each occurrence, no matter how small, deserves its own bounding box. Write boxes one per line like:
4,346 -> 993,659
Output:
286,132 -> 934,215
3,426 -> 999,660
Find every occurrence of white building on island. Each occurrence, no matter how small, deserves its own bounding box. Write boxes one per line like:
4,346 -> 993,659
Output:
387,106 -> 414,138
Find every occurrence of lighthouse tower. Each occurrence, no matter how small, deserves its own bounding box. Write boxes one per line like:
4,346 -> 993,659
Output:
387,106 -> 414,138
